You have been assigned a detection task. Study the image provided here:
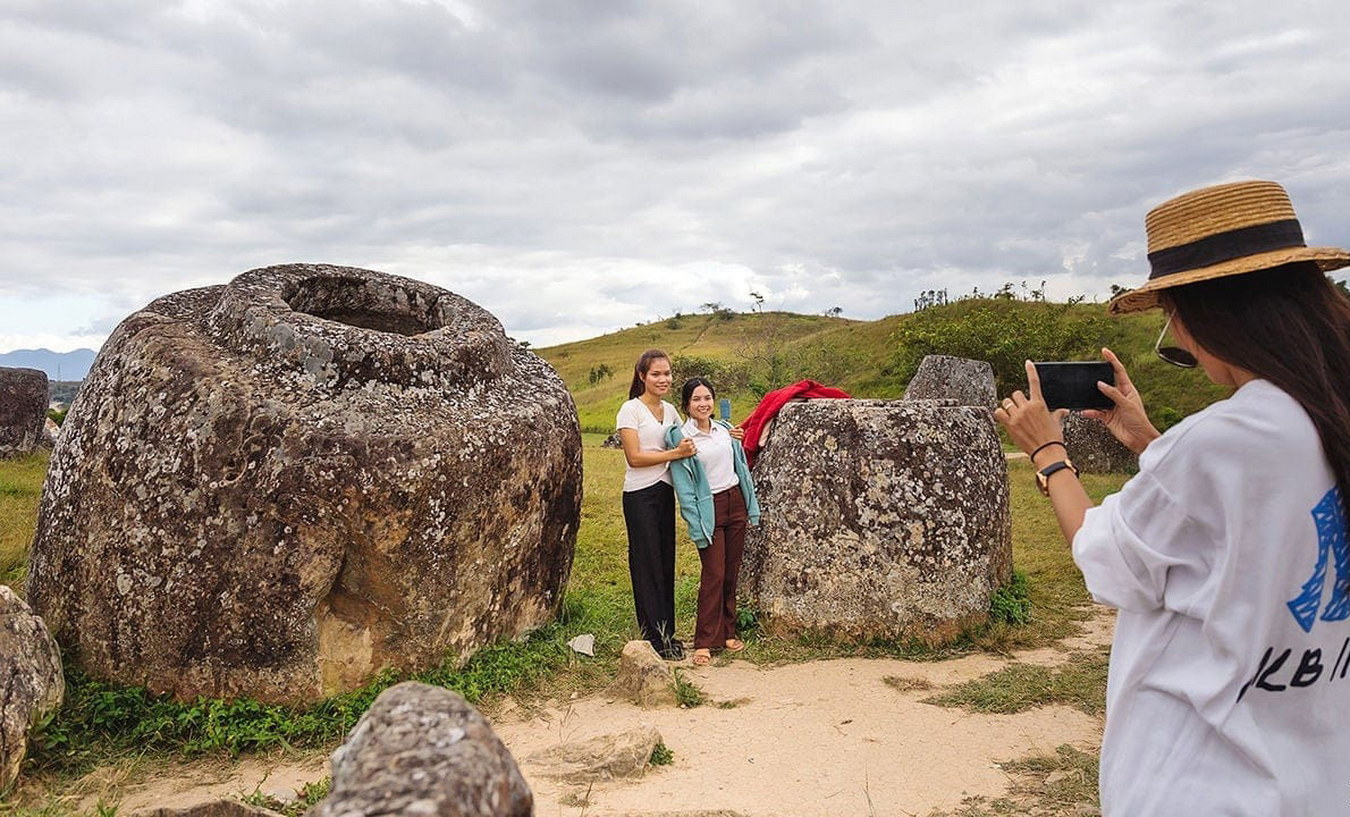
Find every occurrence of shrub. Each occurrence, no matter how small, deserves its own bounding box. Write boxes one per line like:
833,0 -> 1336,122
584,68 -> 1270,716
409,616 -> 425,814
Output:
890,298 -> 1109,396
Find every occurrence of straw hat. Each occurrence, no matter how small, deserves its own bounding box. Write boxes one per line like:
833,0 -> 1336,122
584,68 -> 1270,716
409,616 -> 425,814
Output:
1108,180 -> 1350,314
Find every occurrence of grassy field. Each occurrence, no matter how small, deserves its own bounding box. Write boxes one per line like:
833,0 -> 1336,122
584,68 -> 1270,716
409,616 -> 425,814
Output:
0,450 -> 46,592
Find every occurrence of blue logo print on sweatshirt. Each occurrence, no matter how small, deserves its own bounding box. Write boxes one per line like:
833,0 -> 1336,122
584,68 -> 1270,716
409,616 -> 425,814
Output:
1286,487 -> 1349,633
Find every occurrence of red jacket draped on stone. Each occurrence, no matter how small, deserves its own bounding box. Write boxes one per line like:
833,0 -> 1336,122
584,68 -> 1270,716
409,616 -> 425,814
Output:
740,379 -> 850,467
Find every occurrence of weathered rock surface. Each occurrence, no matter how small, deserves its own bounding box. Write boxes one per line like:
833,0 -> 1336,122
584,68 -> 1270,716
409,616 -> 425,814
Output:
41,417 -> 60,448
1,585 -> 64,794
744,399 -> 1011,644
130,802 -> 283,817
525,724 -> 662,783
27,265 -> 582,704
1063,412 -> 1138,474
903,355 -> 996,408
610,640 -> 677,708
312,681 -> 532,817
0,367 -> 48,459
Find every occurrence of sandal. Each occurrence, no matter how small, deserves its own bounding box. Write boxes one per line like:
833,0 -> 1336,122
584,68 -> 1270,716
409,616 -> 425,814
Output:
724,638 -> 745,653
692,648 -> 712,666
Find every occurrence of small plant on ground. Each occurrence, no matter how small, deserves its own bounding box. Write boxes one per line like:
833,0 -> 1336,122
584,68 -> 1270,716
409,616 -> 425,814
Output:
670,670 -> 706,708
989,569 -> 1032,625
648,741 -> 674,766
239,775 -> 330,816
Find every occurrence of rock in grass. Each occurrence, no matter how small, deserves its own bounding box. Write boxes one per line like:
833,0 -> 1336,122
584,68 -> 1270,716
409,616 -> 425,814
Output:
311,681 -> 532,817
743,399 -> 1011,645
0,367 -> 47,459
610,640 -> 677,708
525,725 -> 662,783
0,585 -> 64,794
26,265 -> 582,705
903,355 -> 997,409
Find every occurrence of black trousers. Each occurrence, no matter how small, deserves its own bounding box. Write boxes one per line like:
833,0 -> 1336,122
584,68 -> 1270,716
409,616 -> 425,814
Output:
622,480 -> 679,653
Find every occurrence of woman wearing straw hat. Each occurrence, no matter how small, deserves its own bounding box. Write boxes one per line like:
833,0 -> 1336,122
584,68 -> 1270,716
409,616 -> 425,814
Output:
997,180 -> 1350,815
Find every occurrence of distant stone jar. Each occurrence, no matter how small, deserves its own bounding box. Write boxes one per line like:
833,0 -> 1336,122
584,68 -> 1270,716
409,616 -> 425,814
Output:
743,399 -> 1011,644
28,265 -> 582,704
0,367 -> 48,459
902,355 -> 996,409
1063,412 -> 1138,474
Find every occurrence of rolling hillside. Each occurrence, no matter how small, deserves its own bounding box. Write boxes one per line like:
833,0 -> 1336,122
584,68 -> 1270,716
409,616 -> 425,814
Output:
534,300 -> 1232,434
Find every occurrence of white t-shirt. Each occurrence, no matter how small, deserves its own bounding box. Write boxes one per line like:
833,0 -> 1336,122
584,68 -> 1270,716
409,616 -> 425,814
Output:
680,417 -> 738,493
616,398 -> 679,492
1073,379 -> 1350,816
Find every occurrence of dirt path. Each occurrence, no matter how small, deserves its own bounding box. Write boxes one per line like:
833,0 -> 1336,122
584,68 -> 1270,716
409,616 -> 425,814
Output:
78,610 -> 1113,817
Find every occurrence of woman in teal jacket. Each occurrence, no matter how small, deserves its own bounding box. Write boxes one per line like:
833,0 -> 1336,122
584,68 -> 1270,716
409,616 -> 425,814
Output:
665,378 -> 761,666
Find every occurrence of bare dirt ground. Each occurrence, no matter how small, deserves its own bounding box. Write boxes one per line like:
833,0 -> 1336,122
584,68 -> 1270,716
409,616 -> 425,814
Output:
72,610 -> 1114,817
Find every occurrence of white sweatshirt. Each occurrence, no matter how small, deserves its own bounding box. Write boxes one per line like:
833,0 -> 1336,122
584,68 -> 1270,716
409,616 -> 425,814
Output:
1074,379 -> 1350,816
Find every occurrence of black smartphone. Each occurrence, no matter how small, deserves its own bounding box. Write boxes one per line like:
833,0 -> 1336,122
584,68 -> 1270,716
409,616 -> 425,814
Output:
1033,361 -> 1114,410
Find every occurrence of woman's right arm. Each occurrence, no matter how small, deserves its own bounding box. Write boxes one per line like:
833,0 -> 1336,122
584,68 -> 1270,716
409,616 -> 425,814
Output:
619,428 -> 695,467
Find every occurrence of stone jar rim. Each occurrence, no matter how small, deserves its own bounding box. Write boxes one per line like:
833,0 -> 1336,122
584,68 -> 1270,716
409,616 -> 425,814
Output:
205,264 -> 513,390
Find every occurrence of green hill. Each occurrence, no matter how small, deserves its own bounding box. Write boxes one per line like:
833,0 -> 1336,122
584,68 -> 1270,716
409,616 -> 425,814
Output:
536,298 -> 1231,434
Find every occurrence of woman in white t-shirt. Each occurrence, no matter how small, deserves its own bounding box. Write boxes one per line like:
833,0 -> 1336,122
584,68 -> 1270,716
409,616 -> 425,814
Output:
616,349 -> 695,660
997,180 -> 1350,815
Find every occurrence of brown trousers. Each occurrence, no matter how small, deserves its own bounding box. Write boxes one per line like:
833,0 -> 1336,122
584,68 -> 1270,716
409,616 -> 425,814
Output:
695,486 -> 748,650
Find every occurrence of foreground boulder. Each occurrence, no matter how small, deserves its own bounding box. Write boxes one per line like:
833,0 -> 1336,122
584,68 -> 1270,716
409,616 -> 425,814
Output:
0,367 -> 48,459
902,355 -> 996,408
1063,412 -> 1138,474
27,265 -> 582,704
743,399 -> 1011,644
312,681 -> 532,817
1,585 -> 64,794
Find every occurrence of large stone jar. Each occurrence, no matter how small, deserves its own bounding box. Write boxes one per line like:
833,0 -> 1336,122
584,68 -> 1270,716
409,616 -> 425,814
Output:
28,265 -> 582,704
743,399 -> 1011,644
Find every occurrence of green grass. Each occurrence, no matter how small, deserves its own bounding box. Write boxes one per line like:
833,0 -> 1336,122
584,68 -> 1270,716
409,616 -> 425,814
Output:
0,450 -> 46,590
926,744 -> 1101,817
921,648 -> 1109,717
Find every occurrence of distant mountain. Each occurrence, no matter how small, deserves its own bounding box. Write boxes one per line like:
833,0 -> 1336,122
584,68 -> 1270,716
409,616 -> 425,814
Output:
0,348 -> 97,381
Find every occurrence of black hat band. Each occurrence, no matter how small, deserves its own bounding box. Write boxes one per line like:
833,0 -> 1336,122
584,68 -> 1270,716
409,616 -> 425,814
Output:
1147,219 -> 1305,279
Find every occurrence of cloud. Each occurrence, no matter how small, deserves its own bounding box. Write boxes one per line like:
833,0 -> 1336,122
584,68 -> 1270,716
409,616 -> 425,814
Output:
2,0 -> 1349,354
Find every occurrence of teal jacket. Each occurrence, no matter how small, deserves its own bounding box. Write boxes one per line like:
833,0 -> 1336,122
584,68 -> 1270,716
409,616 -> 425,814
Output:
664,420 -> 761,548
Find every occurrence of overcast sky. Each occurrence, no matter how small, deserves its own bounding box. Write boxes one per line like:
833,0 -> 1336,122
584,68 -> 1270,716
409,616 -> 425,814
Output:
3,0 -> 1349,353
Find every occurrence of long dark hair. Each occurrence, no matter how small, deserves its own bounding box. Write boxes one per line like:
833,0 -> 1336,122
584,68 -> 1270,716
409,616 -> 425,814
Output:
680,377 -> 716,414
628,349 -> 670,399
1167,262 -> 1350,516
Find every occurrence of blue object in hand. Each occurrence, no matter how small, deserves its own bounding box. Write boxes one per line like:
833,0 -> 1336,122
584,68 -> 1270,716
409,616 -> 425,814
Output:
719,398 -> 731,420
